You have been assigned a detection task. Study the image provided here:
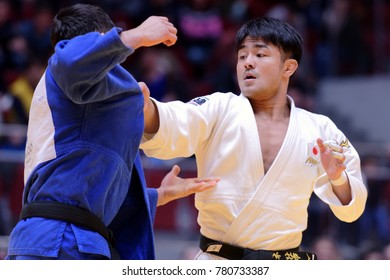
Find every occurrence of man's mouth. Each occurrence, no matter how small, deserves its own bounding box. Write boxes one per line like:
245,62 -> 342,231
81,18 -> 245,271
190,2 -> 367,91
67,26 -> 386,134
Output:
244,72 -> 256,80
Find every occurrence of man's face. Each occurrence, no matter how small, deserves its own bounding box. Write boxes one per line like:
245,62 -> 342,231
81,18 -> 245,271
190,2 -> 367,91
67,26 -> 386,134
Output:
236,36 -> 285,99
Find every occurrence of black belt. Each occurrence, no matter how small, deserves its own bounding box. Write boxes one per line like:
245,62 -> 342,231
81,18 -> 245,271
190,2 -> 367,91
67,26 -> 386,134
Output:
200,234 -> 317,260
20,201 -> 120,259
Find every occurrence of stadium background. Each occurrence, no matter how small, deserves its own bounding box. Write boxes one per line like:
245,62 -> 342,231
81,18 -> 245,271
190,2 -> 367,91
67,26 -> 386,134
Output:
1,0 -> 390,259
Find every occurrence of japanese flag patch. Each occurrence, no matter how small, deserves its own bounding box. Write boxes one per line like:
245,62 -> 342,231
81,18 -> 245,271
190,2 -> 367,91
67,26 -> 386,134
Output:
305,142 -> 320,167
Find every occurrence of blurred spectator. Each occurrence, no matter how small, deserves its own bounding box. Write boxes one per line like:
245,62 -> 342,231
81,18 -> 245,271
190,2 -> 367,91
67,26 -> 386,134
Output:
359,241 -> 385,260
315,0 -> 371,77
5,34 -> 31,75
17,1 -> 53,62
7,58 -> 46,124
99,0 -> 149,27
133,47 -> 191,102
266,1 -> 306,35
0,122 -> 26,236
147,0 -> 178,21
383,243 -> 390,260
0,0 -> 16,72
0,83 -> 14,123
176,0 -> 223,79
203,21 -> 239,95
288,78 -> 316,111
310,235 -> 342,260
1,74 -> 26,126
233,0 -> 275,20
180,245 -> 200,260
363,249 -> 384,260
0,175 -> 13,235
358,156 -> 390,246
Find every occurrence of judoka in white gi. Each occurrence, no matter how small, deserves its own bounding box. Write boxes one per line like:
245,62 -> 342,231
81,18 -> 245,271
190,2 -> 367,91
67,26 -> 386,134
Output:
140,17 -> 367,260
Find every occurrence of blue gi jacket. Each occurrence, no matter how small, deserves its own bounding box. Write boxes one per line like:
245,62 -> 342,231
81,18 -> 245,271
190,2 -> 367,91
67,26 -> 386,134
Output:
7,27 -> 158,259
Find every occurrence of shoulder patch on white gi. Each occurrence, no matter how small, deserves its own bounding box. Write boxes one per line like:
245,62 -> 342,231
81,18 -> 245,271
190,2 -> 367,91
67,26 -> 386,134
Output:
305,142 -> 320,167
188,96 -> 209,106
340,139 -> 350,148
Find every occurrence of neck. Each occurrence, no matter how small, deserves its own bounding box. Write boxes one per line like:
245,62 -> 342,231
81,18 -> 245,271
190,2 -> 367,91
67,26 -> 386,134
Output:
250,95 -> 290,121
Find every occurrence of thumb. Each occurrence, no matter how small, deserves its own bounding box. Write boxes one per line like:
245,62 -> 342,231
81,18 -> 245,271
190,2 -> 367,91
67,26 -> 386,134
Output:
317,138 -> 325,152
169,164 -> 181,177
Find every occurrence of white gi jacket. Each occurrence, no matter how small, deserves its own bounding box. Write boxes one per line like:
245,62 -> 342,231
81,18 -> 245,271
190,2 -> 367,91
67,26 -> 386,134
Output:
140,92 -> 367,251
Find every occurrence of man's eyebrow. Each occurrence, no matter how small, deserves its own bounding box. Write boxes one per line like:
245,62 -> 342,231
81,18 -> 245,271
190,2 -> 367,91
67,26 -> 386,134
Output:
238,43 -> 269,51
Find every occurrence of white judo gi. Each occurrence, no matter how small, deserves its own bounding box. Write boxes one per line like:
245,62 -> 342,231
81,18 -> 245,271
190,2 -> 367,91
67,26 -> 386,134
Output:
140,92 -> 367,259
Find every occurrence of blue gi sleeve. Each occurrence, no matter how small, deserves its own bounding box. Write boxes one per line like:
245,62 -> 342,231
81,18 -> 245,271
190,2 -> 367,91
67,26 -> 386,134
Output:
49,27 -> 137,103
147,188 -> 158,223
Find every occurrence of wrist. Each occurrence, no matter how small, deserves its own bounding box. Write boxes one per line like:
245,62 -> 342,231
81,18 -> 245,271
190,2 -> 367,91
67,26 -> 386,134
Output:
329,171 -> 348,186
120,29 -> 142,50
156,188 -> 167,207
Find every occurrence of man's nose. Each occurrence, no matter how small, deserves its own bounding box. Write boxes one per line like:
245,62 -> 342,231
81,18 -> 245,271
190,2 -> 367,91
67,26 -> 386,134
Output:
244,55 -> 255,68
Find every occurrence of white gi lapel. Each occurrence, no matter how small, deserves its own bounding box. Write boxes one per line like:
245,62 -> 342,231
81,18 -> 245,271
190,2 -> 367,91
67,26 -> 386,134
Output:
237,93 -> 265,182
221,96 -> 300,244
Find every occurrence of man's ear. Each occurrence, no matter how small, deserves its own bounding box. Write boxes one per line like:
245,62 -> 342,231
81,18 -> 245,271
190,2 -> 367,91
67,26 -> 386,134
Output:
284,59 -> 298,77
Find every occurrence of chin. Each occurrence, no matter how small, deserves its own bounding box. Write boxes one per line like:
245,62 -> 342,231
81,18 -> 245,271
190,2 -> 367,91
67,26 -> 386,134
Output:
241,89 -> 256,98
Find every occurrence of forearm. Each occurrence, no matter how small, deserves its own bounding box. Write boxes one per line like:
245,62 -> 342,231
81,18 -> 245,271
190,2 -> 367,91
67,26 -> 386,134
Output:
144,98 -> 160,134
330,173 -> 352,205
314,170 -> 367,222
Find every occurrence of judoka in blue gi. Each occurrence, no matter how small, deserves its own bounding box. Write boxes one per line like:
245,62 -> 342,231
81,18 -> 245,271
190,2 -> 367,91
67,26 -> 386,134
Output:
6,4 -> 218,260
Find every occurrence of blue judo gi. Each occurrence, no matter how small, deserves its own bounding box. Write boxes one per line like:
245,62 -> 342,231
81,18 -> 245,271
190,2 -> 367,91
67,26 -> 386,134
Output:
6,27 -> 158,259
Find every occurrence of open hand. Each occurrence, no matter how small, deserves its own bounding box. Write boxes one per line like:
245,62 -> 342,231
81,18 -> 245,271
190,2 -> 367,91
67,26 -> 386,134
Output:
157,165 -> 220,206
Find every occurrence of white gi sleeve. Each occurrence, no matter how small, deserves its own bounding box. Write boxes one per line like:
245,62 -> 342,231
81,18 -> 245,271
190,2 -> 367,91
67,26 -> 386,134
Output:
140,94 -> 222,159
313,118 -> 368,223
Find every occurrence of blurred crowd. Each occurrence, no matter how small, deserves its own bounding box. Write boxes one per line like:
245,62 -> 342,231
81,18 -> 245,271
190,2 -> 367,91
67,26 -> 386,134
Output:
1,0 -> 390,259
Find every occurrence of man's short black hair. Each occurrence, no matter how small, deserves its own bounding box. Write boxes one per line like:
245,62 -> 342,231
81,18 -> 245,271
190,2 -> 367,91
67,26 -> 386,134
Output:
235,17 -> 303,63
50,3 -> 115,47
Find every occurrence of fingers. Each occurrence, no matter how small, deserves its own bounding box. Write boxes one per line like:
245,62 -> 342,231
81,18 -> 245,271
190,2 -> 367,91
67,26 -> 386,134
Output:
323,140 -> 342,153
165,24 -> 178,46
156,177 -> 218,206
161,18 -> 177,46
162,29 -> 177,46
188,179 -> 219,193
194,177 -> 221,183
147,16 -> 177,46
162,18 -> 177,35
318,138 -> 346,161
127,16 -> 178,49
332,152 -> 344,161
163,37 -> 177,47
323,140 -> 345,160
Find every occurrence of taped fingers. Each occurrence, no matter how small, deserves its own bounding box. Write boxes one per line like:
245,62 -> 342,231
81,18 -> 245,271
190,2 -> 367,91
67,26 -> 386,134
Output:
323,140 -> 343,153
323,140 -> 346,161
332,151 -> 344,160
